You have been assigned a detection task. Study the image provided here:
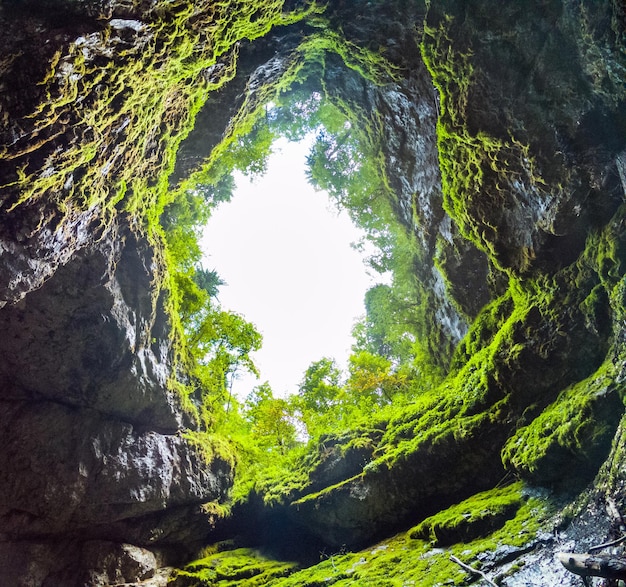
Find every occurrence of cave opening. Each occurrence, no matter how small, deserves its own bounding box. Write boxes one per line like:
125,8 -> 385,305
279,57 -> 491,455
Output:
199,131 -> 381,400
156,51 -> 460,517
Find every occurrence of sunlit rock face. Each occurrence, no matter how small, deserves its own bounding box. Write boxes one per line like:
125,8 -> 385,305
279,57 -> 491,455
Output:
0,223 -> 178,427
320,53 -> 480,351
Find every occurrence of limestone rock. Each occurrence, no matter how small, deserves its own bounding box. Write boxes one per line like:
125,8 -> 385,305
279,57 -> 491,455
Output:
80,541 -> 158,585
0,219 -> 233,582
0,401 -> 231,539
0,222 -> 181,430
0,0 -> 625,583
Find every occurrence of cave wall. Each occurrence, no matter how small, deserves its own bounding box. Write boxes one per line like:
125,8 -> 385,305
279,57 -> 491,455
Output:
0,218 -> 234,585
267,0 -> 626,553
0,3 -> 247,583
0,0 -> 625,584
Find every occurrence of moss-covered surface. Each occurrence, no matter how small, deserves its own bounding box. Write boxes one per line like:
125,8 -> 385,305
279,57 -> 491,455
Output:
408,484 -> 525,546
245,198 -> 626,547
170,545 -> 297,587
1,1 -> 319,219
502,362 -> 624,487
420,0 -> 626,275
169,0 -> 626,558
420,12 -> 554,274
171,483 -> 553,586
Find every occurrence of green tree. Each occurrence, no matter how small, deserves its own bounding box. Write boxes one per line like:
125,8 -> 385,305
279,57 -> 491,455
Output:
305,128 -> 358,203
193,268 -> 225,299
245,382 -> 297,454
191,172 -> 236,207
294,358 -> 344,437
188,307 -> 262,426
346,350 -> 408,409
353,284 -> 418,362
298,357 -> 343,412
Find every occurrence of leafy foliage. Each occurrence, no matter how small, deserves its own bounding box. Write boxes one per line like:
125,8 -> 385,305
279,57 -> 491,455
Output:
293,358 -> 343,437
244,383 -> 298,454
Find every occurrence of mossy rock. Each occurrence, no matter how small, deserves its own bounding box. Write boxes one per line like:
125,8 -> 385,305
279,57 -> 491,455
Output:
169,547 -> 297,587
502,367 -> 624,488
307,429 -> 382,492
408,484 -> 523,546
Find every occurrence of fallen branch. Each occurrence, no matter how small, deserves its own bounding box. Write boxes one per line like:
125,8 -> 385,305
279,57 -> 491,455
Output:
557,552 -> 626,581
588,534 -> 626,553
450,555 -> 499,587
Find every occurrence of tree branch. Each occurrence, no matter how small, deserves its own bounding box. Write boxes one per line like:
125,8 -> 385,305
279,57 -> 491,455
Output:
588,534 -> 626,553
450,555 -> 499,587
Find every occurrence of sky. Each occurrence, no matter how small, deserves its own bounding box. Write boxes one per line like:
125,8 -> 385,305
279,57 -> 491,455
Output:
199,136 -> 377,399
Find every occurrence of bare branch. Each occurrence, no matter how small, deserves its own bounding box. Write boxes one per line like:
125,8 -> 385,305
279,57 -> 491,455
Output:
450,555 -> 499,587
588,535 -> 626,553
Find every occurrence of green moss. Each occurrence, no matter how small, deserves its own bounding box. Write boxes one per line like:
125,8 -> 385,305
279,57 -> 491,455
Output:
502,361 -> 624,486
1,0 -> 325,427
450,289 -> 514,369
170,547 -> 297,586
358,200 -> 626,485
408,483 -> 524,546
296,26 -> 402,84
5,1 -> 319,219
183,431 -> 238,472
419,14 -> 553,273
375,283 -> 530,461
236,443 -> 313,506
246,484 -> 551,587
492,205 -> 626,485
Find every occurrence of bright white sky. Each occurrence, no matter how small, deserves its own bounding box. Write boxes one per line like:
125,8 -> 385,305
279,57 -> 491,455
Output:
199,136 -> 377,399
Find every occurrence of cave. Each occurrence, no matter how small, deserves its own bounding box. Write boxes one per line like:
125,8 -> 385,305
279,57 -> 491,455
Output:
1,0 -> 626,585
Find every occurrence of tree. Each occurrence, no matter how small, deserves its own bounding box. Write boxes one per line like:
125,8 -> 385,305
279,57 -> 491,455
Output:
346,350 -> 408,408
353,284 -> 417,362
193,268 -> 225,299
305,128 -> 361,204
244,383 -> 297,454
190,308 -> 262,380
298,357 -> 343,412
294,358 -> 344,437
187,306 -> 262,427
192,172 -> 235,207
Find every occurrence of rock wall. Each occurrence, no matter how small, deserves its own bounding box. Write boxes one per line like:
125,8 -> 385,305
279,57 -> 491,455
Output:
1,0 -> 626,585
0,219 -> 233,585
273,0 -> 626,537
200,0 -> 626,581
0,1 -> 297,582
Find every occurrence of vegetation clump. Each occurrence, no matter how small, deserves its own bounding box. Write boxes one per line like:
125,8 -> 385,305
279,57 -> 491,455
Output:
408,484 -> 524,546
170,545 -> 297,587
